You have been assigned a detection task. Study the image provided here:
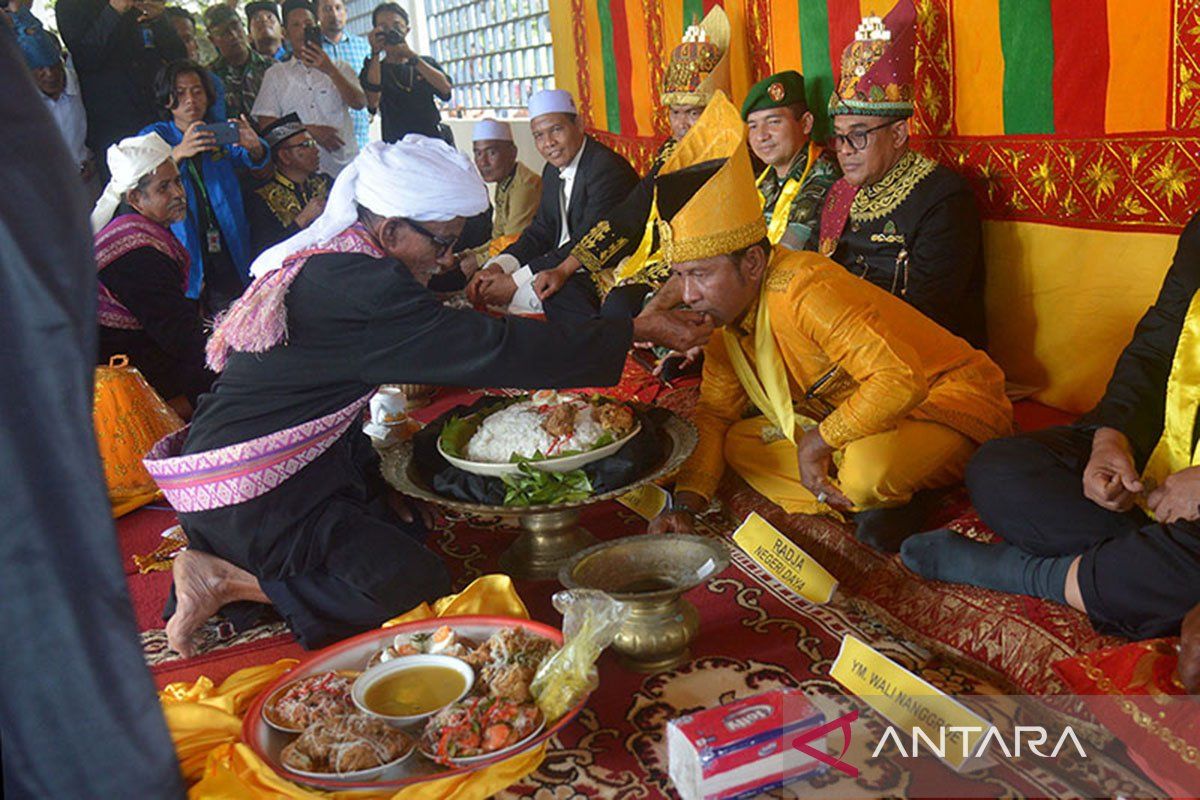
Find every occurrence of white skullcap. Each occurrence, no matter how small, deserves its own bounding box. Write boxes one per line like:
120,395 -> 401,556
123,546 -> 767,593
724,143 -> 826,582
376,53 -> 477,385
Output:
528,89 -> 577,120
90,132 -> 174,233
250,136 -> 490,277
472,118 -> 514,142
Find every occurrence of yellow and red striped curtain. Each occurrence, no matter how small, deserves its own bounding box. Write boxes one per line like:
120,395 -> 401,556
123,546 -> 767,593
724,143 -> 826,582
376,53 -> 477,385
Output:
551,0 -> 1200,414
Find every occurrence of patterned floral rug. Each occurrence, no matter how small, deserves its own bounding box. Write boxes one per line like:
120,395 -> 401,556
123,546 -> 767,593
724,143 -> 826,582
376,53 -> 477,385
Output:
118,371 -> 1163,796
429,502 -> 1156,799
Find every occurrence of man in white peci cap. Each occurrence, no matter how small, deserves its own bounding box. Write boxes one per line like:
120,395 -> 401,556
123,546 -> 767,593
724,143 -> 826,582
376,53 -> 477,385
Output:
467,89 -> 639,320
450,117 -> 542,281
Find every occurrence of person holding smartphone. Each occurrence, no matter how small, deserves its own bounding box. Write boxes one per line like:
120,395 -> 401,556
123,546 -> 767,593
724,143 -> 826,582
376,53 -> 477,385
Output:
360,2 -> 451,143
252,0 -> 366,176
141,59 -> 268,314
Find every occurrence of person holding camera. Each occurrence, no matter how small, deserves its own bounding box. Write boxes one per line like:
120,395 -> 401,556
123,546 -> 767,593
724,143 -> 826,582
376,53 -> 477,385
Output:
141,59 -> 268,314
360,2 -> 451,143
56,0 -> 189,161
252,0 -> 366,176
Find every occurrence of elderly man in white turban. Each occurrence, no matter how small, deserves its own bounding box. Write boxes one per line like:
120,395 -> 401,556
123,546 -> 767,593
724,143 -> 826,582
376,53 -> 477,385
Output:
92,133 -> 214,414
144,136 -> 713,657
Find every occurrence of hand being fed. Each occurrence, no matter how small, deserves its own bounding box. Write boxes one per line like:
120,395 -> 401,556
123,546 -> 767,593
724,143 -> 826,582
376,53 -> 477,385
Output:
631,309 -> 713,353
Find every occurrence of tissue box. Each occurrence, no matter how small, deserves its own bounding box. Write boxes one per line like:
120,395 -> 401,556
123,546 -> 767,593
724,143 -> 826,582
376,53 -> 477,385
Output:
667,688 -> 827,800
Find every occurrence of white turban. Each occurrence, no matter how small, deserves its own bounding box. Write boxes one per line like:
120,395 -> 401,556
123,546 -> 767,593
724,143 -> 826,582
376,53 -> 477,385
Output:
249,135 -> 490,277
90,132 -> 174,233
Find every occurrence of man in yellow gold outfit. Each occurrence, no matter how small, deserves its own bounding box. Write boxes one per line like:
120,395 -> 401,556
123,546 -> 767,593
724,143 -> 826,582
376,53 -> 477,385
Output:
648,95 -> 1012,551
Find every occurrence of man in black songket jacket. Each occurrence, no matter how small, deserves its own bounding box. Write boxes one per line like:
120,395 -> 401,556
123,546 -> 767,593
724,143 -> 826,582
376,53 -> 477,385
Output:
245,113 -> 332,256
526,6 -> 731,320
903,211 -> 1200,641
145,137 -> 713,658
465,88 -> 639,323
818,0 -> 986,349
0,32 -> 184,798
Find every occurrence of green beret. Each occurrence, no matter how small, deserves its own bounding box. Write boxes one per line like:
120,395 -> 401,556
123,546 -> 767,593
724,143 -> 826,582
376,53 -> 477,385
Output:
741,70 -> 806,120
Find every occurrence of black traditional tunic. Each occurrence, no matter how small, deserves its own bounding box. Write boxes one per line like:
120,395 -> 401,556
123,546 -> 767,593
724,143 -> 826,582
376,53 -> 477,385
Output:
571,139 -> 677,298
97,246 -> 214,404
245,170 -> 333,256
179,250 -> 633,648
823,150 -> 987,349
966,212 -> 1200,638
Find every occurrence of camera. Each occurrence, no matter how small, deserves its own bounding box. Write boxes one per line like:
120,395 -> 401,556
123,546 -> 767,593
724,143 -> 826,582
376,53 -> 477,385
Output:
376,28 -> 405,46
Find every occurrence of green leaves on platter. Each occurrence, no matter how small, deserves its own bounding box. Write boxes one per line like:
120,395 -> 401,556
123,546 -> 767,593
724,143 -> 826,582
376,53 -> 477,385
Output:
501,462 -> 593,507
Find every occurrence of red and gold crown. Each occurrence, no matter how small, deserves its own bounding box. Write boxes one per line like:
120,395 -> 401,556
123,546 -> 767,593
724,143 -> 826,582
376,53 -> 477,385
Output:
661,6 -> 731,108
829,0 -> 916,118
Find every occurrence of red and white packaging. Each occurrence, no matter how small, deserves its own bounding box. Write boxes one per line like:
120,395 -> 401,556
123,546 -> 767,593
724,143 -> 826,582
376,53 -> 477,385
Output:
667,688 -> 828,800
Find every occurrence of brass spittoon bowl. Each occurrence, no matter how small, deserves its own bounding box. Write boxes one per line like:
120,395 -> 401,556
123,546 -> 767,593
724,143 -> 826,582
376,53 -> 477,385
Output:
560,534 -> 730,673
380,411 -> 697,581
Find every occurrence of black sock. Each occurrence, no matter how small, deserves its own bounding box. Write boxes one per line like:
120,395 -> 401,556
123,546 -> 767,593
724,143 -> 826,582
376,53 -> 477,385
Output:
854,493 -> 935,553
900,529 -> 1071,604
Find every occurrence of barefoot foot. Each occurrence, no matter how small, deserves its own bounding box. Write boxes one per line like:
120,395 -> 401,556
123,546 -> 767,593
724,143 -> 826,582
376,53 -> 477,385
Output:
165,550 -> 268,658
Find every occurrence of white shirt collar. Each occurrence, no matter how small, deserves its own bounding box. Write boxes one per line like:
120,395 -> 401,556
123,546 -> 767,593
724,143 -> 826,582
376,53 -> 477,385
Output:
558,137 -> 587,182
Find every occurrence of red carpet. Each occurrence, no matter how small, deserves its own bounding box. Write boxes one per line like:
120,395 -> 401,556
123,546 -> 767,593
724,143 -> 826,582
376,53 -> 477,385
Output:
117,505 -> 304,688
116,376 -> 1160,795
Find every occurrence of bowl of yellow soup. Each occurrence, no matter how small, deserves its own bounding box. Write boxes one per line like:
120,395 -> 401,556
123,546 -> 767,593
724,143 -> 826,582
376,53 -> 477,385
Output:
351,654 -> 474,728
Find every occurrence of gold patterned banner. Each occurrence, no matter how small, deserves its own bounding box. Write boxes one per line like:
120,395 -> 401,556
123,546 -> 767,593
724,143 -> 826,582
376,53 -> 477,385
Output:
923,135 -> 1200,232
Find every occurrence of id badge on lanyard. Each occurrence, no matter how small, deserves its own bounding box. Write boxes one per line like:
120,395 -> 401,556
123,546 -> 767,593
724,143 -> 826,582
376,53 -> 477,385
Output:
206,228 -> 222,254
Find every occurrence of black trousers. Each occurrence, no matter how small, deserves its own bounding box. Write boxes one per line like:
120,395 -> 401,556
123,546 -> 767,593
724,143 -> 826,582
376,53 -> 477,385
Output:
967,425 -> 1200,638
178,432 -> 452,649
542,271 -> 651,324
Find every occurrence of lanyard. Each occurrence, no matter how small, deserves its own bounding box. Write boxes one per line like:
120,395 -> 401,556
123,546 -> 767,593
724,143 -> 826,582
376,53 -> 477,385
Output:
184,158 -> 222,253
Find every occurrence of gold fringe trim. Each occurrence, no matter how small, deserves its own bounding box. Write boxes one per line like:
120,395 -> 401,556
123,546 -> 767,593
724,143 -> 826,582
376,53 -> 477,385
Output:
658,218 -> 766,264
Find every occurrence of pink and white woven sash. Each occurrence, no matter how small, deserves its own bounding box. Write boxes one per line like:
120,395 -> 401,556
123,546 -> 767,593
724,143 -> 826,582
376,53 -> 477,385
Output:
143,394 -> 373,513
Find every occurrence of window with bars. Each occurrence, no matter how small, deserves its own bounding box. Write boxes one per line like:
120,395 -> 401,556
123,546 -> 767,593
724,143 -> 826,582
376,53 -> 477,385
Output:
426,0 -> 555,115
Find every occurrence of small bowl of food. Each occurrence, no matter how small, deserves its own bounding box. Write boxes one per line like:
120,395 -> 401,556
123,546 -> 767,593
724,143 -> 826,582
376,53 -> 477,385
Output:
352,654 -> 474,728
262,670 -> 360,734
281,713 -> 415,782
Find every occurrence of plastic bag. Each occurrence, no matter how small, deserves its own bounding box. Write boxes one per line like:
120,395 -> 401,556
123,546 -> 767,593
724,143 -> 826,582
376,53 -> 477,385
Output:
531,589 -> 629,722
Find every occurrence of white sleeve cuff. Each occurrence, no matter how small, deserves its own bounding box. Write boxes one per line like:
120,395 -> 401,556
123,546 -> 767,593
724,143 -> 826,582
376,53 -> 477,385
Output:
511,265 -> 535,288
484,253 -> 521,275
509,281 -> 544,315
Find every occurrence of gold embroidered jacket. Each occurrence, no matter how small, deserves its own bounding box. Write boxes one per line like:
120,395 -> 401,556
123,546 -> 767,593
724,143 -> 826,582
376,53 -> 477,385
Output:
675,248 -> 1013,501
571,139 -> 677,296
466,161 -> 542,260
246,170 -> 333,255
826,149 -> 986,348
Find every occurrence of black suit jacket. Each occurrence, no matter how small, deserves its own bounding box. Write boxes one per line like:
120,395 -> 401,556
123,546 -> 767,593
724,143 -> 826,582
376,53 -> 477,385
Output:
56,0 -> 188,157
1080,211 -> 1200,464
501,136 -> 639,274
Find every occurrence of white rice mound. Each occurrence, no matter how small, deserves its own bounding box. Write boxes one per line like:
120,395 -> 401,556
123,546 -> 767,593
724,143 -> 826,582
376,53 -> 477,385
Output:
465,400 -> 607,463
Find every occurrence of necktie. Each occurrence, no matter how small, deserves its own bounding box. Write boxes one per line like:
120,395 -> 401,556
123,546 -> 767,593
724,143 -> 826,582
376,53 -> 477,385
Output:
557,175 -> 570,245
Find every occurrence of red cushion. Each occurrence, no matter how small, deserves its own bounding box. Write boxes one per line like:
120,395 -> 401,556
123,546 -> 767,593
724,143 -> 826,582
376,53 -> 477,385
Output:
1054,641 -> 1200,797
1012,399 -> 1077,432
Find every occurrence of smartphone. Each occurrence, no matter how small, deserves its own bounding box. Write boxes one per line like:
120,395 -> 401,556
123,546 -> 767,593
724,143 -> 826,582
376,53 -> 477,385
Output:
196,121 -> 240,147
303,25 -> 322,48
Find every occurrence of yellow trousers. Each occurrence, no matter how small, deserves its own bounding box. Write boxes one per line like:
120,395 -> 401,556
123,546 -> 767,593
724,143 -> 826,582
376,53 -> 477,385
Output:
724,416 -> 976,515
